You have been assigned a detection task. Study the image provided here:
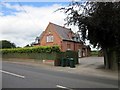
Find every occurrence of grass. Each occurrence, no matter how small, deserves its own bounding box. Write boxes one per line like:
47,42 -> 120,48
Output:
90,51 -> 99,56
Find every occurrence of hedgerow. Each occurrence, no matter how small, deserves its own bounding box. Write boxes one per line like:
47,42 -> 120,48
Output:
1,46 -> 60,54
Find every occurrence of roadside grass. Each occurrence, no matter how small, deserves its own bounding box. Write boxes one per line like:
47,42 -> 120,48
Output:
90,51 -> 99,56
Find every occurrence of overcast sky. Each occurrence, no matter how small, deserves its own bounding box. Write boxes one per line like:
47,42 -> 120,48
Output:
0,2 -> 81,47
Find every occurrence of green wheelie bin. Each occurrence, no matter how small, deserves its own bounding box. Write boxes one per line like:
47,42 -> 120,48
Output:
61,58 -> 66,67
69,58 -> 75,68
66,58 -> 70,66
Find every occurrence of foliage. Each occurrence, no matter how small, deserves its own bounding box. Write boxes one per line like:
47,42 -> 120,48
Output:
90,51 -> 99,56
24,44 -> 31,47
1,46 -> 60,54
60,2 -> 120,49
1,46 -> 79,64
2,53 -> 57,60
59,1 -> 120,69
0,40 -> 16,49
55,50 -> 79,66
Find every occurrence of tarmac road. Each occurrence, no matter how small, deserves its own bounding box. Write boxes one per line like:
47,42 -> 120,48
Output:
2,61 -> 119,89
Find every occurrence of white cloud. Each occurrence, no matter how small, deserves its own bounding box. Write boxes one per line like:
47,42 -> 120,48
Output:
0,3 -> 76,47
0,12 -> 3,16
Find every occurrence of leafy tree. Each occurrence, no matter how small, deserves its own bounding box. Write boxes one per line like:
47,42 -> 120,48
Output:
24,44 -> 31,47
0,40 -> 16,49
59,1 -> 120,70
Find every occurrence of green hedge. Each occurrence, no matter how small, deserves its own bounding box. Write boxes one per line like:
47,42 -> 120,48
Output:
2,53 -> 57,60
1,46 -> 60,54
55,50 -> 79,66
90,51 -> 99,56
1,46 -> 79,66
1,46 -> 60,60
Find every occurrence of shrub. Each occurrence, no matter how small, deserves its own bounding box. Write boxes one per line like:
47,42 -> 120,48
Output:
1,46 -> 60,54
90,51 -> 99,56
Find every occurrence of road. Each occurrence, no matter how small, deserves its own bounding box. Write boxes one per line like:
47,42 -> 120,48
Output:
2,61 -> 118,89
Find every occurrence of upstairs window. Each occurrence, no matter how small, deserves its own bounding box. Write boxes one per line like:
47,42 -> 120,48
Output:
46,35 -> 54,42
67,44 -> 71,50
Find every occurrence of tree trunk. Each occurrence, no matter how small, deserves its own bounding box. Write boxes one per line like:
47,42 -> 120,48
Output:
108,50 -> 118,70
103,47 -> 118,70
103,48 -> 110,69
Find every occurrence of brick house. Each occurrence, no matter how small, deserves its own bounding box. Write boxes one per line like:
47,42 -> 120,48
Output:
34,22 -> 90,57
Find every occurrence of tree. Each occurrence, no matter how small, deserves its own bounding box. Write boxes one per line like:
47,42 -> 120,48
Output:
60,1 -> 120,70
0,40 -> 16,49
24,44 -> 31,47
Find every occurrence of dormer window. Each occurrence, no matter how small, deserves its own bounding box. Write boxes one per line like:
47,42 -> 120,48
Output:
46,35 -> 54,42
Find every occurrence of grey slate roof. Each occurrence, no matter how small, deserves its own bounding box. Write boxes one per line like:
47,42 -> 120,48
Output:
51,22 -> 73,40
39,22 -> 81,42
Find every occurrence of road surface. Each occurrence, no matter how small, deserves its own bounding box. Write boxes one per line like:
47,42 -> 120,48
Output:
2,61 -> 118,89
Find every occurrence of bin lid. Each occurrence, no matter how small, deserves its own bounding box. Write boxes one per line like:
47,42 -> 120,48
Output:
69,58 -> 74,60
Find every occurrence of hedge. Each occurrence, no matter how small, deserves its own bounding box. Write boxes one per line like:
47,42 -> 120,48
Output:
2,52 -> 57,60
1,46 -> 79,66
1,46 -> 60,54
90,51 -> 99,56
1,46 -> 60,60
55,51 -> 79,66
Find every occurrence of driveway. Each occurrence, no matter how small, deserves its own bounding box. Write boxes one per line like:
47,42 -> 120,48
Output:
79,57 -> 104,68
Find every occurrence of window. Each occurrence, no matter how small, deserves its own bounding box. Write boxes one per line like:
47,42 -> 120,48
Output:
78,45 -> 81,48
46,35 -> 54,42
67,44 -> 71,49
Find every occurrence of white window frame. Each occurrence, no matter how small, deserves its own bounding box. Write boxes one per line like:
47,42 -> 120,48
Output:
46,35 -> 54,42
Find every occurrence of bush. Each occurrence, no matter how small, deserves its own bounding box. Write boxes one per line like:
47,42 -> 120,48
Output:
1,46 -> 60,60
1,46 -> 60,54
90,51 -> 99,56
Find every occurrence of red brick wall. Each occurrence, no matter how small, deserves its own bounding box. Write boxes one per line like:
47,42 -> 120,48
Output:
61,41 -> 84,52
40,23 -> 62,48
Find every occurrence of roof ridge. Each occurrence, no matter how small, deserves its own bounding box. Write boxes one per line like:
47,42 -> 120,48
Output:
49,22 -> 71,31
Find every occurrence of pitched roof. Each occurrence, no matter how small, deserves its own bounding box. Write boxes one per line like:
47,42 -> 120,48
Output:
50,22 -> 74,40
39,22 -> 81,42
39,31 -> 45,41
